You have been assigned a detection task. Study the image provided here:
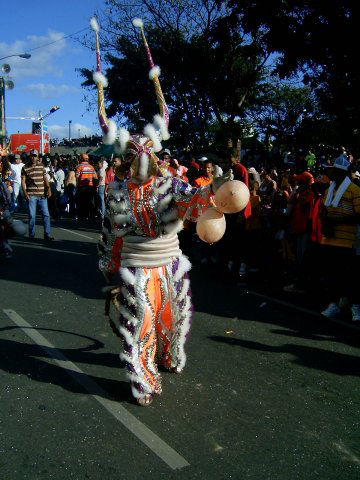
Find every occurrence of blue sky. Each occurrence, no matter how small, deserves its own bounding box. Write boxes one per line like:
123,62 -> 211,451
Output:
1,0 -> 105,140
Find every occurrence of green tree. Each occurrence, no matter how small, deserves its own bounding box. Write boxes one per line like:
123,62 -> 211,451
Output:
80,0 -> 271,150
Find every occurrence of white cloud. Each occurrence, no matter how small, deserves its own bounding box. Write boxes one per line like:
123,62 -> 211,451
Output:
48,122 -> 93,140
23,83 -> 79,98
0,31 -> 67,78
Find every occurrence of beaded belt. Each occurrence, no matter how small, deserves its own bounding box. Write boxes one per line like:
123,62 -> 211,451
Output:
121,233 -> 181,268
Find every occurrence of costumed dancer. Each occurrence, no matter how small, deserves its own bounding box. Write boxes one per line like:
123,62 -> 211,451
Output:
0,176 -> 26,259
91,17 -> 248,406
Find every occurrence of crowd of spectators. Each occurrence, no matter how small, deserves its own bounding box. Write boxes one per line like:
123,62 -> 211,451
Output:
50,135 -> 102,148
1,141 -> 360,323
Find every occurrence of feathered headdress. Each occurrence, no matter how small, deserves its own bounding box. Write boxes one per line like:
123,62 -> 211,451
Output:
90,16 -> 170,180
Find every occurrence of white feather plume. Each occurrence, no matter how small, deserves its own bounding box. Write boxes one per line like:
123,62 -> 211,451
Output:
103,119 -> 117,145
92,71 -> 108,88
119,127 -> 130,153
120,267 -> 136,286
132,17 -> 144,28
138,152 -> 149,180
153,114 -> 170,141
90,17 -> 99,32
144,123 -> 162,152
149,66 -> 161,80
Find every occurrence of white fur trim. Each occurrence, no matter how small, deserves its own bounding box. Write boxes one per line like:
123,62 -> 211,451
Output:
162,208 -> 178,223
153,114 -> 170,141
121,287 -> 136,305
90,17 -> 99,32
174,255 -> 191,282
109,200 -> 126,213
138,152 -> 149,180
177,278 -> 190,303
103,119 -> 117,145
118,325 -> 133,347
177,295 -> 192,369
143,124 -> 162,152
114,213 -> 129,224
129,377 -> 153,396
119,305 -> 137,325
157,193 -> 172,212
149,66 -> 161,80
93,71 -> 108,88
119,128 -> 130,153
163,219 -> 183,235
156,177 -> 172,195
132,17 -> 144,28
120,267 -> 136,285
114,227 -> 132,237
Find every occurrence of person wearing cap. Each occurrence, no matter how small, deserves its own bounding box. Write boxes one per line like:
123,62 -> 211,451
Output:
21,150 -> 54,240
320,156 -> 360,321
10,154 -> 25,212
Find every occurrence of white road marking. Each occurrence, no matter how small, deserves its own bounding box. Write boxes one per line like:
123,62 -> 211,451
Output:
59,227 -> 95,241
13,243 -> 88,256
245,289 -> 360,330
2,309 -> 189,470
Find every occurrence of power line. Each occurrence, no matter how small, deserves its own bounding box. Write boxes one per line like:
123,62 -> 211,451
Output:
26,26 -> 90,53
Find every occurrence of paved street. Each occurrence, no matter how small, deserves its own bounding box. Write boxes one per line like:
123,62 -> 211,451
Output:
1,217 -> 359,480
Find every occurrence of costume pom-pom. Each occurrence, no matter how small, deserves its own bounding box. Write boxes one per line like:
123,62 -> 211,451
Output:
144,124 -> 162,152
12,220 -> 26,236
103,119 -> 117,145
92,71 -> 108,88
153,114 -> 170,141
90,17 -> 100,32
119,128 -> 130,153
149,66 -> 161,80
132,18 -> 144,28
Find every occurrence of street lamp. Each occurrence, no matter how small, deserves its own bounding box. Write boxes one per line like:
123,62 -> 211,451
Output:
69,120 -> 72,141
0,53 -> 31,61
0,54 -> 31,148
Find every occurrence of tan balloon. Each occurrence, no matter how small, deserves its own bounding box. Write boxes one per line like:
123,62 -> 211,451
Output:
214,180 -> 250,214
196,208 -> 226,244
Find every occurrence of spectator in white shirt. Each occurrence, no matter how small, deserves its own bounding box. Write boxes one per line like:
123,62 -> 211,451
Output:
10,154 -> 24,212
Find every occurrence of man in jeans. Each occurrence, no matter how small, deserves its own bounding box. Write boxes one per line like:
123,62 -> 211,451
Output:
21,150 -> 54,241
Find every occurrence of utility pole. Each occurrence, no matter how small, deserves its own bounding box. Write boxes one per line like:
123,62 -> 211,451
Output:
0,77 -> 5,148
69,120 -> 72,141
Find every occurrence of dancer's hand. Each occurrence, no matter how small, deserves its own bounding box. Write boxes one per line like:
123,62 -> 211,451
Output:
212,169 -> 234,193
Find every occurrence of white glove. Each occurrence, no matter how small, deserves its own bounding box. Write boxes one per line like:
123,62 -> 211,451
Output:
212,169 -> 234,193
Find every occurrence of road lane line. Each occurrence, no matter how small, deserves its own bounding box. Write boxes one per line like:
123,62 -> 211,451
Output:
245,289 -> 360,330
2,309 -> 189,470
13,243 -> 89,256
59,228 -> 95,241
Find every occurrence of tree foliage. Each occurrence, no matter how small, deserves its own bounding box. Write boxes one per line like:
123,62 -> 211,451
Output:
80,0 -> 359,152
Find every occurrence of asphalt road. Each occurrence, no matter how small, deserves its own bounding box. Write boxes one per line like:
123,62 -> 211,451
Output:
0,215 -> 359,479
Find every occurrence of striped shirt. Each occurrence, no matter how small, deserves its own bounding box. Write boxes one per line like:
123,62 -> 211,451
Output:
76,161 -> 96,187
322,181 -> 360,248
22,164 -> 46,196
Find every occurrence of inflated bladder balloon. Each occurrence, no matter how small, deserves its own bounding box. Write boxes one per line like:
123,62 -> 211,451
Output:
214,180 -> 250,214
196,208 -> 226,243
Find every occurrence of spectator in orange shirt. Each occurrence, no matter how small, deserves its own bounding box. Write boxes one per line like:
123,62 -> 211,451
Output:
194,161 -> 214,187
76,153 -> 97,220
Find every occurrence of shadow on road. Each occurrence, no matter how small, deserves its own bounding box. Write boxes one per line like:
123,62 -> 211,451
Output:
208,335 -> 360,377
1,237 -> 104,300
0,328 -> 132,403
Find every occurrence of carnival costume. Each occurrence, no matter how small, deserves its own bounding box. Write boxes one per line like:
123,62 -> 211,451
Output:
91,17 -> 233,405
